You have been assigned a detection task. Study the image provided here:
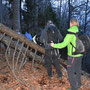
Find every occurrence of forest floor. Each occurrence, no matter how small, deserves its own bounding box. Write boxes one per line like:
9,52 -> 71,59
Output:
0,49 -> 90,90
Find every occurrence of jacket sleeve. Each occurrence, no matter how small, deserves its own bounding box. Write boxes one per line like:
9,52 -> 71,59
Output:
53,34 -> 72,49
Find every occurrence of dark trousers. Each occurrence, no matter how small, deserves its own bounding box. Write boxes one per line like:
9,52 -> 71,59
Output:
45,49 -> 62,77
67,56 -> 83,90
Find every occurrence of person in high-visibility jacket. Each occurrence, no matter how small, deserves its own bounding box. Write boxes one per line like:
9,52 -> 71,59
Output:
50,18 -> 83,90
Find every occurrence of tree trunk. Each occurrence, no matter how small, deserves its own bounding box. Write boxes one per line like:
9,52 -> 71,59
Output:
0,35 -> 42,61
35,0 -> 38,27
59,0 -> 62,24
13,0 -> 21,32
0,0 -> 2,23
20,0 -> 22,33
0,23 -> 45,62
68,0 -> 71,28
0,23 -> 45,54
84,0 -> 88,33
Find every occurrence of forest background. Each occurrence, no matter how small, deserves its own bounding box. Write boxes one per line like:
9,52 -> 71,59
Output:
0,0 -> 90,37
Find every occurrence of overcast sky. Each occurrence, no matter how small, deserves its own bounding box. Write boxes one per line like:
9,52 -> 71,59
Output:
52,0 -> 90,7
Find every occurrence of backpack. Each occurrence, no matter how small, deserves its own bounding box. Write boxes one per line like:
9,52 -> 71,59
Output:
68,32 -> 90,55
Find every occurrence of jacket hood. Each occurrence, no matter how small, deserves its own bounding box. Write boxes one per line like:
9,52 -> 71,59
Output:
68,26 -> 79,33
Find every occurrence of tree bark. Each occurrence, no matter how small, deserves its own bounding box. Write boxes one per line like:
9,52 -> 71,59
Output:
0,35 -> 42,61
59,0 -> 62,24
0,23 -> 45,54
20,0 -> 22,33
34,0 -> 38,27
13,0 -> 21,32
0,0 -> 2,23
84,0 -> 88,33
68,0 -> 71,28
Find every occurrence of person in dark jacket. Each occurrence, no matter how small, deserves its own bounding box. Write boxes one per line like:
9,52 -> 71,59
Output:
50,19 -> 83,90
40,20 -> 63,79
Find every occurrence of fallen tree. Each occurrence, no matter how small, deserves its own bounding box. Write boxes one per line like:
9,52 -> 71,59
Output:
0,23 -> 46,86
0,34 -> 43,62
0,23 -> 46,62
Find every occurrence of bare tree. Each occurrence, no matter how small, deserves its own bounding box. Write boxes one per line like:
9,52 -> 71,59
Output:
34,0 -> 39,27
59,0 -> 62,24
13,0 -> 21,32
56,0 -> 62,24
0,0 -> 3,23
68,0 -> 71,28
84,0 -> 89,33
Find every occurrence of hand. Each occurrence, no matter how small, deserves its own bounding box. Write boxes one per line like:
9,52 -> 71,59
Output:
50,43 -> 54,47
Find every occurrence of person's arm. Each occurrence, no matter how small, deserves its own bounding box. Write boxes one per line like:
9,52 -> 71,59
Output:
52,34 -> 72,49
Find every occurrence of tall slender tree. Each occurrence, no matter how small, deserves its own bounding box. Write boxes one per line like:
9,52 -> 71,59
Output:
13,0 -> 21,32
68,0 -> 71,28
0,0 -> 3,23
56,0 -> 62,25
59,0 -> 62,24
84,0 -> 89,32
34,0 -> 39,27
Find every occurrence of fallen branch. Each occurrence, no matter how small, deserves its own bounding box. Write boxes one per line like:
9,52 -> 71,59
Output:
0,35 -> 42,61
